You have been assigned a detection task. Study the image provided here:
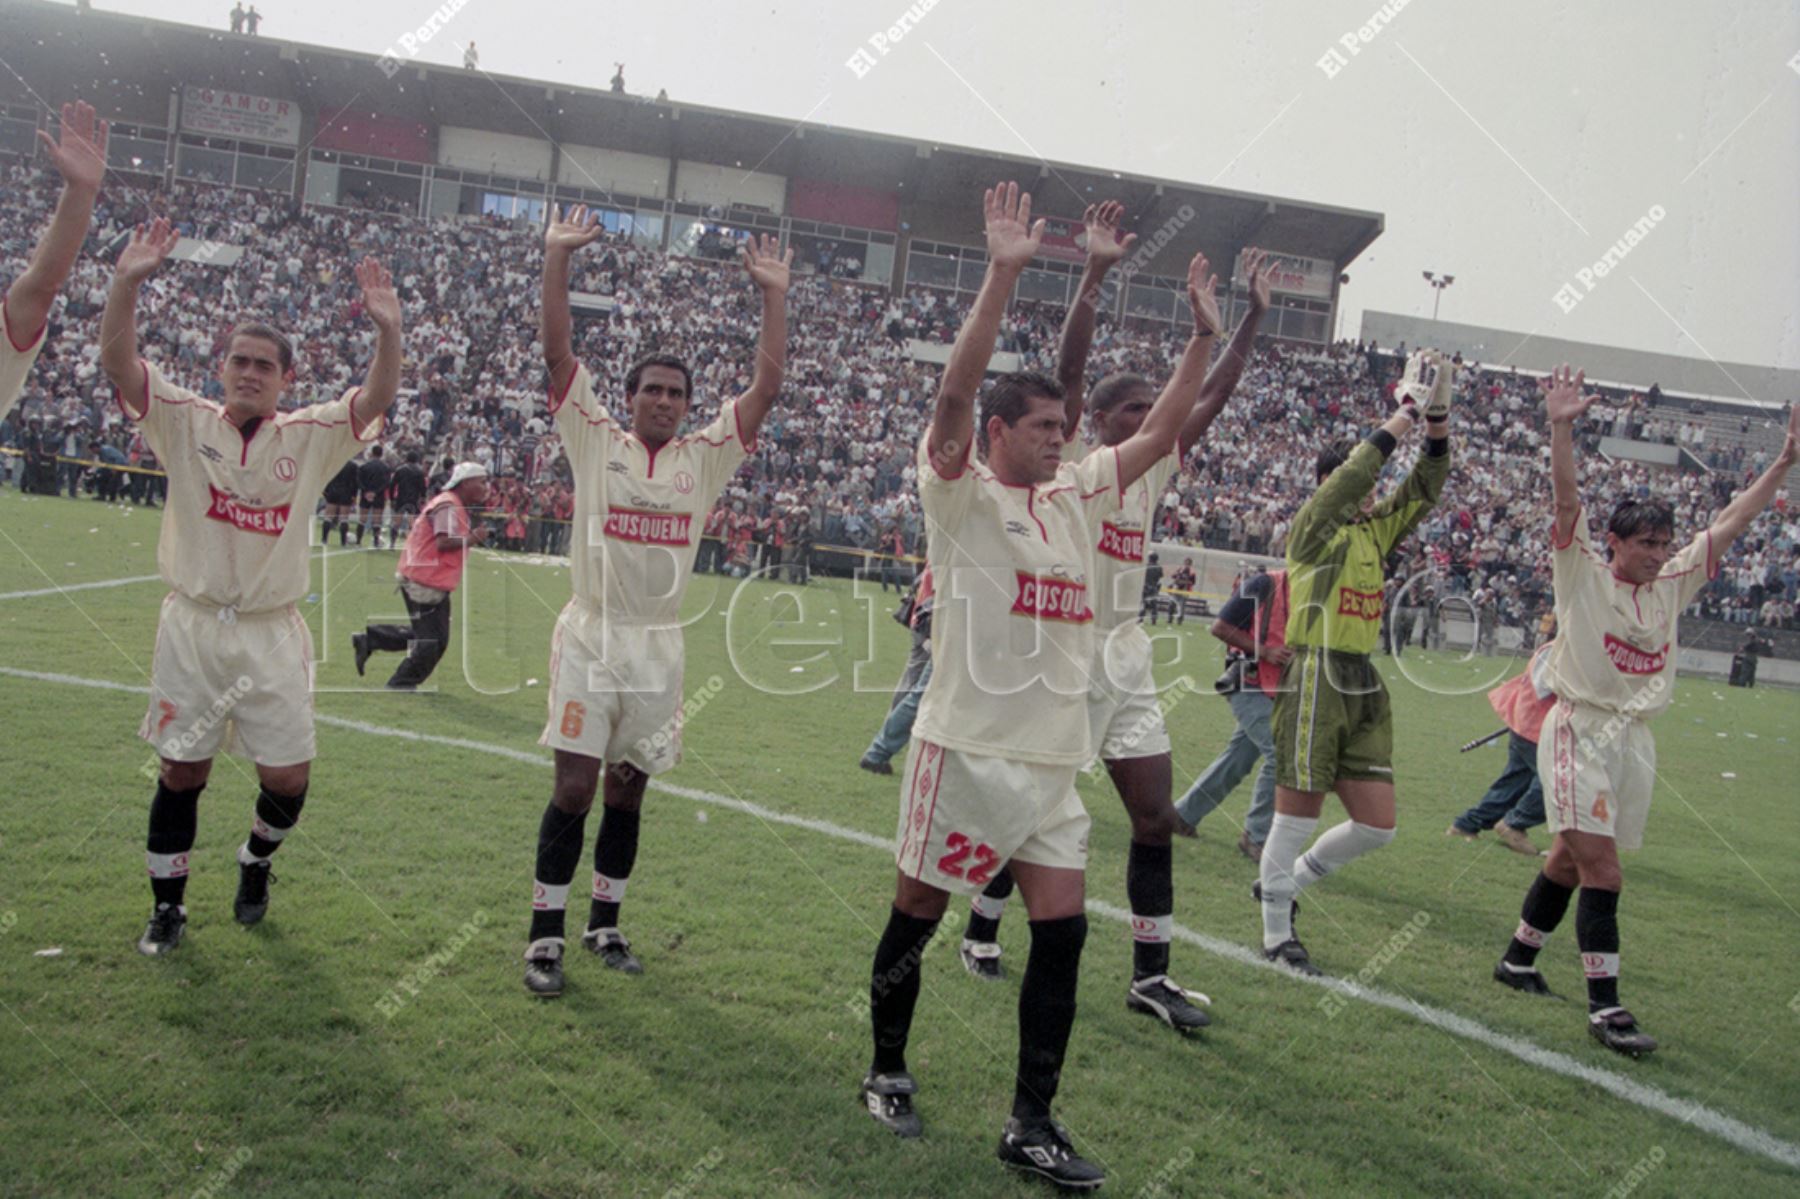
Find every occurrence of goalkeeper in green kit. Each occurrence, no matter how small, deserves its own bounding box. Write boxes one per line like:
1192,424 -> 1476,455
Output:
1255,351 -> 1454,974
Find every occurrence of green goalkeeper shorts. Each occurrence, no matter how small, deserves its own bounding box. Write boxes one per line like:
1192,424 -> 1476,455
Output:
1272,648 -> 1394,792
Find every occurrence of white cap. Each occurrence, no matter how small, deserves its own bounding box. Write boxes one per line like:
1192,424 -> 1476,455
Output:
445,462 -> 488,490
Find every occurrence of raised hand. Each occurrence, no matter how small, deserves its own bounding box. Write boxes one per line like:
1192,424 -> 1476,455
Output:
742,232 -> 793,294
1186,251 -> 1221,337
1244,247 -> 1273,314
544,203 -> 604,255
355,256 -> 401,332
1777,404 -> 1799,470
1081,200 -> 1135,269
114,217 -> 179,286
1541,364 -> 1599,426
39,101 -> 108,194
984,182 -> 1045,273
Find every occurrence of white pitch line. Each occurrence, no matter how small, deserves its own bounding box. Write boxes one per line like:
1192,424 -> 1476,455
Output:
4,664 -> 1797,1171
0,574 -> 161,601
0,544 -> 364,602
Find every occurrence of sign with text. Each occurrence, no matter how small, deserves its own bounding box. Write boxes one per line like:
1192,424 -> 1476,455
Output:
181,86 -> 301,146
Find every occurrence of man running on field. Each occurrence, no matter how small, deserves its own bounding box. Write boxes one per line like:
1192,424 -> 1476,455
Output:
1491,367 -> 1798,1056
100,217 -> 402,954
2,102 -> 107,423
1257,349 -> 1454,975
860,183 -> 1209,1191
523,205 -> 790,997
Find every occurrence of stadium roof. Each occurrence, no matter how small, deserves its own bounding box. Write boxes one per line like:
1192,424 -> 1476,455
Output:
0,0 -> 1383,269
1359,310 -> 1798,409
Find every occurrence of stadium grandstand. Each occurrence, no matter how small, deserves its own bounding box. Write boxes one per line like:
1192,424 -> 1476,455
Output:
2,0 -> 1796,682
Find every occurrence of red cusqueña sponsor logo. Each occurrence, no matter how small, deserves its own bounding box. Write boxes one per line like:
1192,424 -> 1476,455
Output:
1336,586 -> 1383,621
1095,521 -> 1144,563
604,507 -> 693,546
1603,634 -> 1667,675
205,485 -> 289,536
1012,572 -> 1093,624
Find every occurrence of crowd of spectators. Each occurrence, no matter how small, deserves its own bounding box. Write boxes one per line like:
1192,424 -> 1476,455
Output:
2,157 -> 1794,632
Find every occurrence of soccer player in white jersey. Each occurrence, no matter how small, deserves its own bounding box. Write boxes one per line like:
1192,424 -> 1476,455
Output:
954,207 -> 1270,1036
2,102 -> 107,423
523,206 -> 790,997
859,183 -> 1206,1190
99,218 -> 402,954
1491,366 -> 1798,1056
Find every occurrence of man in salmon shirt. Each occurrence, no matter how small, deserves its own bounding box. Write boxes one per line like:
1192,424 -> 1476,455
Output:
352,462 -> 491,689
1446,640 -> 1556,857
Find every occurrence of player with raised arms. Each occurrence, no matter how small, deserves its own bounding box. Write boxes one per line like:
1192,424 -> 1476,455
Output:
951,206 -> 1271,1035
1256,349 -> 1454,975
99,218 -> 402,954
522,205 -> 790,997
1490,368 -> 1798,1055
859,183 -> 1207,1190
2,102 -> 107,422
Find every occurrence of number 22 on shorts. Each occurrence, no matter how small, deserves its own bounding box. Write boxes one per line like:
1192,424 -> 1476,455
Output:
936,832 -> 1000,885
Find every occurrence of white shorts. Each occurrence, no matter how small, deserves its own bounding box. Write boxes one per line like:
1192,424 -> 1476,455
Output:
140,592 -> 316,767
1539,699 -> 1656,851
539,598 -> 684,775
1085,627 -> 1170,762
895,738 -> 1091,893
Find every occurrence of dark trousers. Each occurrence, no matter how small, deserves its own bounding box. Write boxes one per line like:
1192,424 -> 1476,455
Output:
365,589 -> 452,687
1451,732 -> 1545,832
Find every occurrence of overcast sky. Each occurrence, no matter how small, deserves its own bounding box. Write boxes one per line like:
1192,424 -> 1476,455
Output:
47,0 -> 1800,375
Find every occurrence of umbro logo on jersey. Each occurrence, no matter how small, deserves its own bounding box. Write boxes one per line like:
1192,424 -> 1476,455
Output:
607,460 -> 629,473
1004,520 -> 1032,537
197,444 -> 225,463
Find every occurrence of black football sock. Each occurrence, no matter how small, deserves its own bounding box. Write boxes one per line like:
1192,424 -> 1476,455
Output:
1127,841 -> 1173,980
244,785 -> 306,859
147,781 -> 203,908
587,803 -> 641,931
965,866 -> 1014,944
1014,914 -> 1087,1121
870,906 -> 940,1075
528,803 -> 588,943
1576,887 -> 1622,1012
1501,871 -> 1574,969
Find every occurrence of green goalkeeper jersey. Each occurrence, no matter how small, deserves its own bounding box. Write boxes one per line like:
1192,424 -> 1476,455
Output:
1284,436 -> 1449,656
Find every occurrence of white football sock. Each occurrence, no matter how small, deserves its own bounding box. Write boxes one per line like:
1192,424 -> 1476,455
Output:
1293,821 -> 1395,891
1259,813 -> 1317,949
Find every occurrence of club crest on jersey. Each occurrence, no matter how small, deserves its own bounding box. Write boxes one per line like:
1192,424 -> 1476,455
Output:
205,484 -> 290,536
273,456 -> 297,482
1096,521 -> 1144,563
1603,634 -> 1667,675
604,507 -> 693,546
1011,572 -> 1093,623
1336,586 -> 1383,621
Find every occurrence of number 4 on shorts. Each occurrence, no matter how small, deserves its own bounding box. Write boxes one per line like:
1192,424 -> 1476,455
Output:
1591,793 -> 1609,822
937,832 -> 1000,885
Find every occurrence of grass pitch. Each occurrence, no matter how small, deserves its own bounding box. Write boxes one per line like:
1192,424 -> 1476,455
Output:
1,487 -> 1797,1198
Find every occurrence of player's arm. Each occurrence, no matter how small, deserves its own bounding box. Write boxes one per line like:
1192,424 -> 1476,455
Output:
99,216 -> 181,419
1286,407 -> 1418,564
732,233 -> 794,442
1054,201 -> 1133,435
1542,363 -> 1599,545
1180,247 -> 1271,455
1367,353 -> 1453,551
540,204 -> 605,399
1116,252 -> 1219,488
349,257 -> 403,437
1705,403 -> 1798,557
927,182 -> 1044,474
8,102 -> 107,342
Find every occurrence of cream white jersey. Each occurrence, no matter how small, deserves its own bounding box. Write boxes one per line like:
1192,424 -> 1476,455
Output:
1544,505 -> 1715,719
0,297 -> 48,422
1085,444 -> 1179,634
124,360 -> 379,612
912,435 -> 1124,767
551,361 -> 750,625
